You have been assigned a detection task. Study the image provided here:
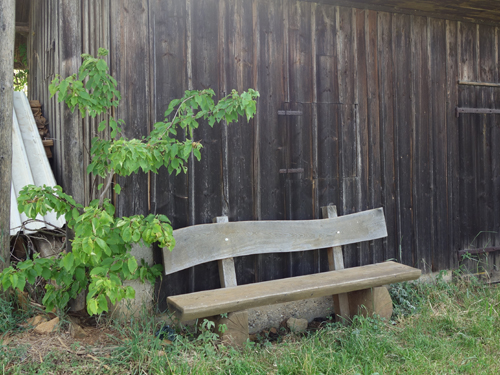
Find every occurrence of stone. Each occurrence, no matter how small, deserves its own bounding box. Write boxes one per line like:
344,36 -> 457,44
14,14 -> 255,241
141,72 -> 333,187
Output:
287,317 -> 308,333
34,317 -> 59,334
216,311 -> 249,347
69,319 -> 86,339
24,315 -> 47,328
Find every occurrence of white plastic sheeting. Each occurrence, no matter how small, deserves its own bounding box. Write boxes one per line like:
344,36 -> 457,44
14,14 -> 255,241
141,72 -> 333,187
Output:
10,92 -> 65,235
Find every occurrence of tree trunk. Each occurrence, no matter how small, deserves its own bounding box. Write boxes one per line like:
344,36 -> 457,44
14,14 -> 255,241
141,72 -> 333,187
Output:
0,0 -> 16,271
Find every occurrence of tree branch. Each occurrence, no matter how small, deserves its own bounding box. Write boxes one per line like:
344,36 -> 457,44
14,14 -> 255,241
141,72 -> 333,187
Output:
99,169 -> 115,207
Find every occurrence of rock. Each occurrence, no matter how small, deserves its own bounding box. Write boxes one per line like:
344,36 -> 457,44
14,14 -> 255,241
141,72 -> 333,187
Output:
34,317 -> 59,334
69,320 -> 86,339
24,315 -> 47,328
287,317 -> 308,333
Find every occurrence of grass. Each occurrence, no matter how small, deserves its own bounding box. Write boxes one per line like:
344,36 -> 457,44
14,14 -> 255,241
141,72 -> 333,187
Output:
2,272 -> 500,374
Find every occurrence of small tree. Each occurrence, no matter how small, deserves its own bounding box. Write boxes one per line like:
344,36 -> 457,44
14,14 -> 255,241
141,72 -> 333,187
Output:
0,48 -> 259,315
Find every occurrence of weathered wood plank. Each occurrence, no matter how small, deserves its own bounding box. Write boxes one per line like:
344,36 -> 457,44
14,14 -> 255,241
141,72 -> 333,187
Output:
445,20 -> 459,270
111,0 -> 150,219
189,0 -> 223,292
393,13 -> 413,266
429,18 -> 448,271
163,208 -> 387,275
355,9 -> 371,267
458,22 -> 477,251
253,0 -> 287,282
213,216 -> 238,288
411,15 -> 432,272
377,12 -> 397,263
167,261 -> 421,321
365,10 -> 382,264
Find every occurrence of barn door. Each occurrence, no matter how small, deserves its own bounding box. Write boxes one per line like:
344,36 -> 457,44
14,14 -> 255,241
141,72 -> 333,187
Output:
277,101 -> 359,276
457,85 -> 500,257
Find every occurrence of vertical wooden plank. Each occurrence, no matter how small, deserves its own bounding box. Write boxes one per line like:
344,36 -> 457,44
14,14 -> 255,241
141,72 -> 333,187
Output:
377,12 -> 397,263
445,20 -> 459,270
493,27 -> 500,267
411,16 -> 432,272
110,0 -> 150,219
190,0 -> 223,291
477,25 -> 496,251
429,18 -> 448,271
365,10 -> 383,264
458,22 -> 477,252
148,0 -> 193,310
59,0 -> 85,225
253,0 -> 287,282
355,9 -> 370,266
315,5 -> 341,261
288,1 -> 315,276
337,6 -> 358,268
220,0 -> 256,285
393,13 -> 413,266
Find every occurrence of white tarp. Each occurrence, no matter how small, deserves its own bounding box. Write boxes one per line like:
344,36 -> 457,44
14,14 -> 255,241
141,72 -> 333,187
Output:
10,92 -> 66,235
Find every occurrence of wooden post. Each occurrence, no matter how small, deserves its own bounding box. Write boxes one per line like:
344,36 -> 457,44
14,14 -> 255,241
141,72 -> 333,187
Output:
212,216 -> 248,346
321,205 -> 350,322
0,0 -> 15,271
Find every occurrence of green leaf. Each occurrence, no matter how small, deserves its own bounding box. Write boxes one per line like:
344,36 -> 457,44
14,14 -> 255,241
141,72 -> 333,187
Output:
72,208 -> 80,220
114,183 -> 121,195
75,267 -> 86,282
62,252 -> 75,271
90,267 -> 106,276
96,59 -> 108,72
87,298 -> 98,315
41,268 -> 51,280
127,257 -> 138,274
98,120 -> 107,132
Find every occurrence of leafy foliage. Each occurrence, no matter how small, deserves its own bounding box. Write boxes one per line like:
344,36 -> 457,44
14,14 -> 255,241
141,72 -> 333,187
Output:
13,43 -> 28,92
1,48 -> 259,316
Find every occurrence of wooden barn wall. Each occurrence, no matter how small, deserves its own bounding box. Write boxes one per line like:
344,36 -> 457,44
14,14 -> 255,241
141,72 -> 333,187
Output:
27,0 -> 500,309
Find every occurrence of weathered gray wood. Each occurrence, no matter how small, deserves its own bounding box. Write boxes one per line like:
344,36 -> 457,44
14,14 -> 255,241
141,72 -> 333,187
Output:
458,80 -> 500,87
213,216 -> 238,288
321,205 -> 350,321
163,208 -> 387,275
0,0 -> 15,271
167,261 -> 421,321
59,0 -> 83,252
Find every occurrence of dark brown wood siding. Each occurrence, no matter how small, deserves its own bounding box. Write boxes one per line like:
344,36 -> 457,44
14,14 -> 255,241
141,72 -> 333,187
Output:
28,0 -> 500,310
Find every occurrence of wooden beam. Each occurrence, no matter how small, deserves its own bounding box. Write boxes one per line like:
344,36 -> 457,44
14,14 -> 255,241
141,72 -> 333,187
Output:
213,216 -> 238,288
458,81 -> 500,88
322,205 -> 350,322
167,261 -> 421,321
0,0 -> 15,271
15,22 -> 29,34
162,208 -> 388,275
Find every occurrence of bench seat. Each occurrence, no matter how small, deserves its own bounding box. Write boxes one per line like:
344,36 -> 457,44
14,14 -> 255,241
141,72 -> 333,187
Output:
167,261 -> 421,321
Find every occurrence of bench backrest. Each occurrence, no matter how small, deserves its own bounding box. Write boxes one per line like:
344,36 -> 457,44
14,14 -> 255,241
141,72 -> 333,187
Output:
162,207 -> 387,276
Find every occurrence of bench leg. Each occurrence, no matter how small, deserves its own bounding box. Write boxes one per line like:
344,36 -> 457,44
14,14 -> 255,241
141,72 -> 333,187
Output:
347,286 -> 393,320
215,311 -> 249,347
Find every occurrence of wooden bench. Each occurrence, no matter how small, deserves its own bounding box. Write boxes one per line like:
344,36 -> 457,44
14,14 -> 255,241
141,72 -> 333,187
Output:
162,206 -> 421,345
